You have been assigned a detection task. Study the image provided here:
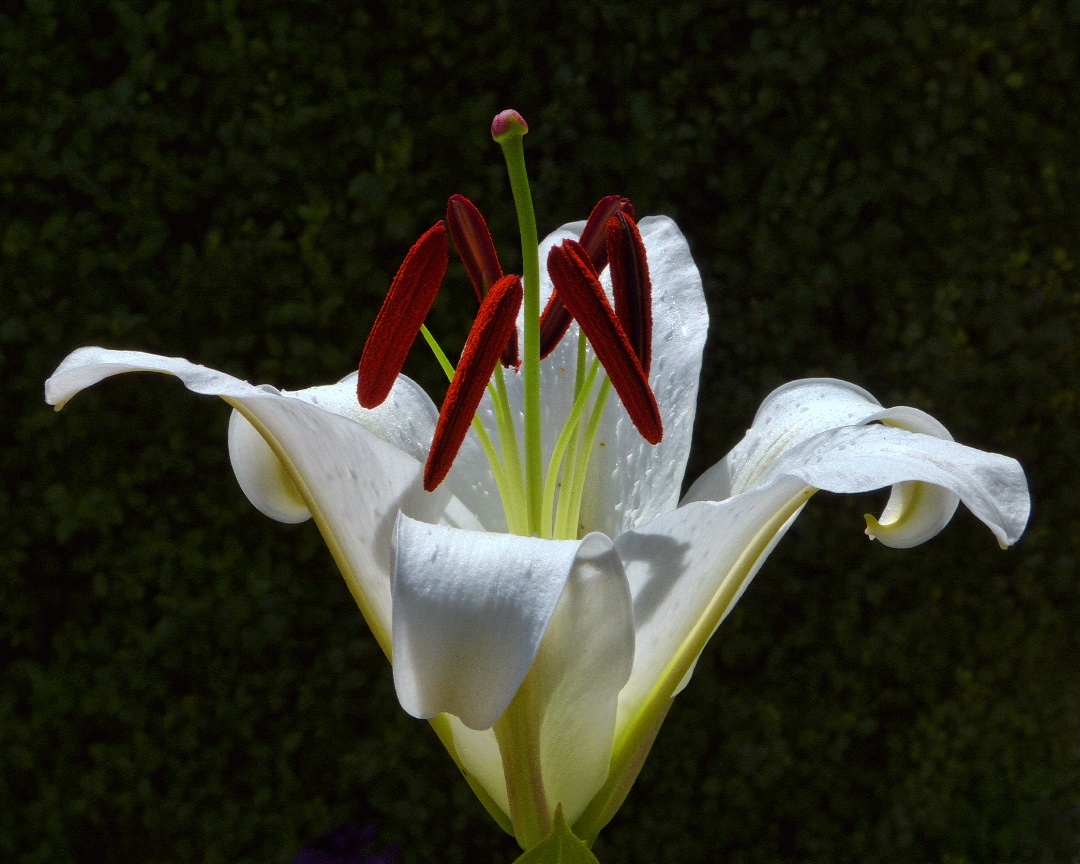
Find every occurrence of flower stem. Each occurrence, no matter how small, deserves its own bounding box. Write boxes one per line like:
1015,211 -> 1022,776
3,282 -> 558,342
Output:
496,132 -> 542,535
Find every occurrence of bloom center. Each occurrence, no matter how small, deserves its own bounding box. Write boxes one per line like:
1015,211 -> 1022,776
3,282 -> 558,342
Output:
355,111 -> 661,539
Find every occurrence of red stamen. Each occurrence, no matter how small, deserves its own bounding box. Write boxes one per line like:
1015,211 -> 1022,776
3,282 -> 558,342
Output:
546,240 -> 662,445
357,222 -> 448,408
447,194 -> 503,301
606,212 -> 652,375
538,196 -> 634,359
424,274 -> 524,491
538,292 -> 573,360
578,196 -> 635,273
447,194 -> 519,368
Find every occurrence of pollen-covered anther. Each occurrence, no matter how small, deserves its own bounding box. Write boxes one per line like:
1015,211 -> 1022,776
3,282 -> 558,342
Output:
538,196 -> 634,359
606,211 -> 652,374
579,196 -> 634,273
357,222 -> 449,409
447,194 -> 518,367
546,240 -> 663,444
424,274 -> 524,491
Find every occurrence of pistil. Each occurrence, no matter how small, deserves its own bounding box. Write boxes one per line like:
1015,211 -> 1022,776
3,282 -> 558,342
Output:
492,110 -> 544,536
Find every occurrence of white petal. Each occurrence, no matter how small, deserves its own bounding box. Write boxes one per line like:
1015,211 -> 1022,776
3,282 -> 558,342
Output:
617,407 -> 1029,742
681,377 -> 1028,548
761,423 -> 1030,548
44,347 -> 482,653
391,516 -> 630,733
228,410 -> 311,523
614,478 -> 812,744
291,372 -> 506,532
447,720 -> 511,818
489,216 -> 709,537
683,378 -> 885,502
523,532 -> 634,823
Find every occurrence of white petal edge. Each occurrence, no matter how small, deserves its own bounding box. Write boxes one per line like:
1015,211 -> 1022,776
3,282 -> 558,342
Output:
605,413 -> 1028,828
681,377 -> 1025,548
523,531 -> 634,823
391,515 -> 630,734
44,347 -> 484,655
760,422 -> 1030,548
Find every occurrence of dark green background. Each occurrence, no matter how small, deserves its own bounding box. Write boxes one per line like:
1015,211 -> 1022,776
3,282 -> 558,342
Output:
2,1 -> 1077,861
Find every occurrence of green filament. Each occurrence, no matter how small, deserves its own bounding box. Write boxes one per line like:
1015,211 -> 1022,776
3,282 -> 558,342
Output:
419,324 -> 520,532
540,358 -> 601,539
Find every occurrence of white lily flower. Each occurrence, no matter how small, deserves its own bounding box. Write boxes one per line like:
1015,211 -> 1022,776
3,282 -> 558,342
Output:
43,214 -> 1029,847
44,113 -> 1029,857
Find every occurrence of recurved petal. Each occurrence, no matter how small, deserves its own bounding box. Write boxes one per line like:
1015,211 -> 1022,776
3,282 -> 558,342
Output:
616,412 -> 1027,759
759,422 -> 1030,548
681,377 -> 1029,548
227,370 -> 449,525
683,378 -> 887,502
45,347 -> 483,655
234,370 -> 506,533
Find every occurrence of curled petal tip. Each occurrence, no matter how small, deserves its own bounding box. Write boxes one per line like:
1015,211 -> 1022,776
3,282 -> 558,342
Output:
491,109 -> 528,141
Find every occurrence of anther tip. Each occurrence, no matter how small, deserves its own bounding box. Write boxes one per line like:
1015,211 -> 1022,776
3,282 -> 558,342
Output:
491,109 -> 529,141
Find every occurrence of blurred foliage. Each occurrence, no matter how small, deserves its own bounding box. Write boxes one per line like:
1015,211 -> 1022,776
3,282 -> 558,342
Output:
2,0 -> 1078,861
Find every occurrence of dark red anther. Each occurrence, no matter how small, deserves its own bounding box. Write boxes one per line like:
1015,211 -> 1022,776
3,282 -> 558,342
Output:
447,194 -> 502,301
538,292 -> 573,360
578,196 -> 634,273
538,196 -> 635,359
424,274 -> 524,491
606,212 -> 652,375
546,240 -> 663,445
447,194 -> 519,368
357,222 -> 449,409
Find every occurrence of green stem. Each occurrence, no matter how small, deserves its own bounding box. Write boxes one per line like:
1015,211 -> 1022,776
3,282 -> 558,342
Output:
497,134 -> 542,535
